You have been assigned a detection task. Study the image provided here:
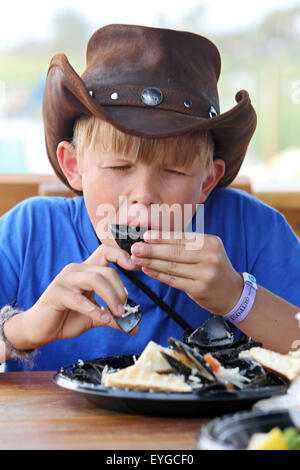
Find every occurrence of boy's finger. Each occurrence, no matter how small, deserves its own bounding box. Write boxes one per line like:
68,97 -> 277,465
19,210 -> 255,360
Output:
68,265 -> 128,307
49,284 -> 112,326
62,271 -> 126,317
50,285 -> 127,333
133,257 -> 196,279
142,267 -> 197,293
131,241 -> 199,263
143,229 -> 204,248
84,243 -> 137,270
143,229 -> 190,242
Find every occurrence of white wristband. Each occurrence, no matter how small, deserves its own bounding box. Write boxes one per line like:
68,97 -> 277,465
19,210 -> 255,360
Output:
223,273 -> 258,324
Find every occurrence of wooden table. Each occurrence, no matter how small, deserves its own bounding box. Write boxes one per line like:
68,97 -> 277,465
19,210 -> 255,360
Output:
0,372 -> 206,450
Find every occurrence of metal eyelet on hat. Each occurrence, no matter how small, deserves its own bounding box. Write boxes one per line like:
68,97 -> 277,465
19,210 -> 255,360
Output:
209,105 -> 218,118
111,92 -> 119,100
141,87 -> 163,106
184,99 -> 192,108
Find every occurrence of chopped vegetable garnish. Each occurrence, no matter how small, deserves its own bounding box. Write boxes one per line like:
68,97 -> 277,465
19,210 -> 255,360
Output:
224,382 -> 235,390
204,353 -> 221,372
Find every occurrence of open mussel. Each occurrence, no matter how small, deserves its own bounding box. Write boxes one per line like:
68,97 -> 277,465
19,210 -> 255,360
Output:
70,359 -> 105,385
208,337 -> 263,362
167,337 -> 217,383
244,371 -> 289,389
183,316 -> 262,361
160,352 -> 201,382
160,350 -> 227,392
183,316 -> 234,351
110,224 -> 148,255
112,297 -> 142,334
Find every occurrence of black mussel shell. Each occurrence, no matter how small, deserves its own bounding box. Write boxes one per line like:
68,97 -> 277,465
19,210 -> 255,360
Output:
110,224 -> 148,255
112,298 -> 142,334
161,352 -> 196,381
161,351 -> 213,385
184,316 -> 234,351
70,360 -> 104,385
209,340 -> 263,362
222,358 -> 266,381
168,337 -> 217,382
182,328 -> 195,344
244,371 -> 289,389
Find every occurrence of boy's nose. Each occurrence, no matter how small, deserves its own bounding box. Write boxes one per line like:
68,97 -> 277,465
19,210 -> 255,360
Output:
129,168 -> 160,206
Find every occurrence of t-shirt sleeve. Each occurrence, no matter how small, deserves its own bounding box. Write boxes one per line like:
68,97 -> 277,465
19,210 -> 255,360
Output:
248,207 -> 300,307
0,200 -> 31,309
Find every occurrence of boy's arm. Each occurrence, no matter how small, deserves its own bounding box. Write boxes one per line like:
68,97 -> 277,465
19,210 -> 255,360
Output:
235,285 -> 299,354
0,244 -> 139,363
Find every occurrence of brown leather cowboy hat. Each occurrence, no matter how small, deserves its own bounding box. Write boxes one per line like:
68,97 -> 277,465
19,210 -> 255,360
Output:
42,24 -> 257,192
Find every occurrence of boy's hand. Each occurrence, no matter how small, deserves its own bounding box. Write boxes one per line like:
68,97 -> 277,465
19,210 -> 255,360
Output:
14,244 -> 138,350
130,230 -> 243,316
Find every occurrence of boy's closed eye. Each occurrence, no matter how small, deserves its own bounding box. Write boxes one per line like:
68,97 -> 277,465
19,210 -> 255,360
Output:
102,164 -> 189,176
99,161 -> 133,171
164,168 -> 188,176
109,165 -> 132,171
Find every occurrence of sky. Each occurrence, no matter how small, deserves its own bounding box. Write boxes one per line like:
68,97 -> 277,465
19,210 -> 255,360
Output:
1,0 -> 300,49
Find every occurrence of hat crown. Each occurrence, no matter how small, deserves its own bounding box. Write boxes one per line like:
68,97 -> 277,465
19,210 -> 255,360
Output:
82,24 -> 221,113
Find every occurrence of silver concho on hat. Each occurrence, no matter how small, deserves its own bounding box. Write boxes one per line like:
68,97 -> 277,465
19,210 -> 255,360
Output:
184,99 -> 192,108
209,105 -> 218,118
141,87 -> 163,106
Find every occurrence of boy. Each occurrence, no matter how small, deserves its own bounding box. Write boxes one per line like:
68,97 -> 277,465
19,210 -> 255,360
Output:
0,24 -> 299,372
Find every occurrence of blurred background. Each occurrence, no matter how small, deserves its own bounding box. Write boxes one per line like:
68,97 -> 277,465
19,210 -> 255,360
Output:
0,0 -> 300,192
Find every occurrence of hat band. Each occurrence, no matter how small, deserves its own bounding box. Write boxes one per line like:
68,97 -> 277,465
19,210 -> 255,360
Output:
89,85 -> 217,118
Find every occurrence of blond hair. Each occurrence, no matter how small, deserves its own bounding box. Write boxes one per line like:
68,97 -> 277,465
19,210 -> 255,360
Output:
72,115 -> 215,175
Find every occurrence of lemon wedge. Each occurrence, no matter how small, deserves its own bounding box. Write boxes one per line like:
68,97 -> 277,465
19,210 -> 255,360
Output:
248,428 -> 289,450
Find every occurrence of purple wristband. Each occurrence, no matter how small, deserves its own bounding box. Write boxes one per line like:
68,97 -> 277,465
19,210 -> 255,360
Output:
223,273 -> 258,324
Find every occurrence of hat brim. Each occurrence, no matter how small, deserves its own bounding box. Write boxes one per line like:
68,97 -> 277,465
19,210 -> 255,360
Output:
42,54 -> 257,192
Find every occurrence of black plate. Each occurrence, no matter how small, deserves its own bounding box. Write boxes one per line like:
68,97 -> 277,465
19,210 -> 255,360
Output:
53,354 -> 288,417
198,409 -> 293,449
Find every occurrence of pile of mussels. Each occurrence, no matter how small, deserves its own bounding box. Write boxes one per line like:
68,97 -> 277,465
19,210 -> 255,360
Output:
164,316 -> 288,391
69,316 -> 289,392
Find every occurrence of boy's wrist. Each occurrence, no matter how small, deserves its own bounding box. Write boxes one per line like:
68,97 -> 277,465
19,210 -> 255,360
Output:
212,272 -> 244,316
3,309 -> 41,351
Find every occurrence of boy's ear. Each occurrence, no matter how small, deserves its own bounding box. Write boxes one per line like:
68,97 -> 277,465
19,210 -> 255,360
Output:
199,158 -> 226,202
56,141 -> 83,191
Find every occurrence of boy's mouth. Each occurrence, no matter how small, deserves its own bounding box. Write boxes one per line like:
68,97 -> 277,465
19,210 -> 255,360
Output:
128,222 -> 152,229
125,218 -> 157,231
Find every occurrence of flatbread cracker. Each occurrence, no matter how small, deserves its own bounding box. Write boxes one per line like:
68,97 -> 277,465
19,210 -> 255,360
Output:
102,360 -> 191,392
133,340 -> 174,373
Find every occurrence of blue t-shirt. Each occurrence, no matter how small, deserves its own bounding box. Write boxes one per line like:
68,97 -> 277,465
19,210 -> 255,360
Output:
1,188 -> 299,371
